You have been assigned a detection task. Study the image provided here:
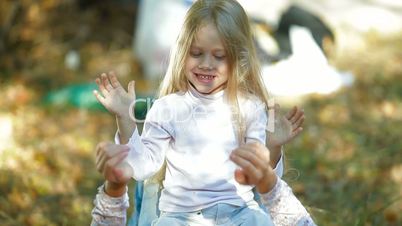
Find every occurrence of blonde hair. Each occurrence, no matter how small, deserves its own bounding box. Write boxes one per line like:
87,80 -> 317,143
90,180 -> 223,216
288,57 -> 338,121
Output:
152,0 -> 270,184
159,0 -> 270,141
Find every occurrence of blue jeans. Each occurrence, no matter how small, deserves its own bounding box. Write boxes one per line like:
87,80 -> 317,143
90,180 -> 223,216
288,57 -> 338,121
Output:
128,181 -> 160,226
152,201 -> 273,226
129,182 -> 271,226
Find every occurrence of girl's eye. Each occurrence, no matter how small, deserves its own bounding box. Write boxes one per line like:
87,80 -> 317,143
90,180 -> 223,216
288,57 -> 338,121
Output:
215,55 -> 226,60
190,52 -> 202,57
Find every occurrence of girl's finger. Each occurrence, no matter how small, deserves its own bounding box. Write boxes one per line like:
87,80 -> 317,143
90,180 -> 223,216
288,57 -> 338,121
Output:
93,90 -> 106,106
290,127 -> 303,140
108,71 -> 122,89
292,115 -> 305,131
128,80 -> 136,96
285,106 -> 297,120
96,77 -> 109,97
289,108 -> 302,124
101,73 -> 113,92
291,109 -> 304,124
293,127 -> 303,138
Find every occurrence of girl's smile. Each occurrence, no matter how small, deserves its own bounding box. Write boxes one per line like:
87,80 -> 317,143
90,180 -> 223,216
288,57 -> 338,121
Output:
185,23 -> 229,95
194,73 -> 216,84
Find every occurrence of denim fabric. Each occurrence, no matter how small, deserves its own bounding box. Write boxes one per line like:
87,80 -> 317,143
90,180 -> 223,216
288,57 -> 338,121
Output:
152,201 -> 273,226
128,181 -> 160,226
129,183 -> 270,226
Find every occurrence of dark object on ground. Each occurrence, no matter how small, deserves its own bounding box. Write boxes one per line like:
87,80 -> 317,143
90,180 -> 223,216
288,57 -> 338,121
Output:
274,5 -> 335,59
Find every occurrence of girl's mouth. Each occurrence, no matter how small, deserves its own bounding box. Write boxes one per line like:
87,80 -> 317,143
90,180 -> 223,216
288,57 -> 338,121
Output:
195,73 -> 216,83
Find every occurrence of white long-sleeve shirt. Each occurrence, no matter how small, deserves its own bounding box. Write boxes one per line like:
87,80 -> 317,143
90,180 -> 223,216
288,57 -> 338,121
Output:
126,86 -> 268,212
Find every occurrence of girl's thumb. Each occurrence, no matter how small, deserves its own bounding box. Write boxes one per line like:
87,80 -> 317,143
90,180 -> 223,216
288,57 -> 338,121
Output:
128,80 -> 136,95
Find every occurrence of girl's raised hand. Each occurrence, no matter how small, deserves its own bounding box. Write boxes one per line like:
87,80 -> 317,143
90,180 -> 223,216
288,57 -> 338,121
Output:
93,71 -> 136,119
267,104 -> 304,149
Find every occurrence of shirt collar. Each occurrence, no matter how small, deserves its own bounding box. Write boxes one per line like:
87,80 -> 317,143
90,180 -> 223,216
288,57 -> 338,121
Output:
187,83 -> 225,103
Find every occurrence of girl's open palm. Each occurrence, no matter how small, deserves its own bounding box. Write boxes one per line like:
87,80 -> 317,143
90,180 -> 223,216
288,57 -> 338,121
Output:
93,71 -> 136,118
267,105 -> 305,148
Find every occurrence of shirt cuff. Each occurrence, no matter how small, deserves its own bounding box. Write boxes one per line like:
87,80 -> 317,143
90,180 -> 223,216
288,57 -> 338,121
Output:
273,147 -> 284,178
126,127 -> 143,180
259,175 -> 283,205
91,184 -> 129,221
114,131 -> 121,144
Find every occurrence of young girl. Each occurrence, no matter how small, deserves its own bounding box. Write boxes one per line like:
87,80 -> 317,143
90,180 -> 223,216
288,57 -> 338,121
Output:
94,0 -> 290,225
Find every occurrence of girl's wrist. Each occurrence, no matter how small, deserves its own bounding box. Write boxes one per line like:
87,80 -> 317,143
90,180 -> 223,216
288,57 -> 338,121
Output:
104,180 -> 128,197
268,144 -> 282,168
116,111 -> 132,120
267,143 -> 282,151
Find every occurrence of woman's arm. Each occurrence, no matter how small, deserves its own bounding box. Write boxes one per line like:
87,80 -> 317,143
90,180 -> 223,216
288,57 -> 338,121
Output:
230,142 -> 316,226
91,183 -> 129,226
91,142 -> 131,226
260,176 -> 317,226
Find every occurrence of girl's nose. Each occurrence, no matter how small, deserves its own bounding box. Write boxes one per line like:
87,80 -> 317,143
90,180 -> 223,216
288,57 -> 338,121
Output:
198,56 -> 214,70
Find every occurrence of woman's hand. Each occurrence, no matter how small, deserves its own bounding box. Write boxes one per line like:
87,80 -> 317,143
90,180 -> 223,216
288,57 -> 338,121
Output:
230,142 -> 277,193
267,104 -> 304,150
93,71 -> 136,119
95,141 -> 133,196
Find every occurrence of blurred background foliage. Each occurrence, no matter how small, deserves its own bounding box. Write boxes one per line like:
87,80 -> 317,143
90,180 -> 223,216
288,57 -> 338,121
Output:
0,0 -> 401,225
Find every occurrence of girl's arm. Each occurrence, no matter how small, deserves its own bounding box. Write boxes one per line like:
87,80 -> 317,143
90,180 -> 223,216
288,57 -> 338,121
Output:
93,71 -> 136,144
267,105 -> 304,168
94,72 -> 171,181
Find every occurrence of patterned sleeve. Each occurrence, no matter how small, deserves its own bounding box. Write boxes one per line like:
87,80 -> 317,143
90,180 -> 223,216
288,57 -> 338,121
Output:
90,184 -> 129,226
260,176 -> 317,226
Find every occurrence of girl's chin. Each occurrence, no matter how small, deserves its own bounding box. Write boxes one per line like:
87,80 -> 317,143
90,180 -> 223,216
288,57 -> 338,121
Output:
194,85 -> 224,95
195,86 -> 213,94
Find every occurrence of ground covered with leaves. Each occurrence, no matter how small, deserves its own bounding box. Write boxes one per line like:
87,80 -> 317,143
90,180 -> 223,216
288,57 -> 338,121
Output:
0,1 -> 401,225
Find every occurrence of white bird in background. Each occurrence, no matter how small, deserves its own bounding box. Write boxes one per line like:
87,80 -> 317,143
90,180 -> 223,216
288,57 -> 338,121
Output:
261,25 -> 353,97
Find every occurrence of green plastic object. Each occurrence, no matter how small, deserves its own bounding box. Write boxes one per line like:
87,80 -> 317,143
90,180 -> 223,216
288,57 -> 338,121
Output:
43,82 -> 154,120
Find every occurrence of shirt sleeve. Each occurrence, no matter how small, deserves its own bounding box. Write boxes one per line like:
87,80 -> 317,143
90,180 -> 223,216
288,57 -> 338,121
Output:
260,176 -> 317,226
243,98 -> 284,178
273,147 -> 284,178
126,99 -> 173,181
90,184 -> 129,226
244,99 -> 268,144
114,131 -> 121,145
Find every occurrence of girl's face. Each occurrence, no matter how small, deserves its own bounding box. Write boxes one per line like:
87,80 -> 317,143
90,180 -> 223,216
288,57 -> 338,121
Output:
185,23 -> 229,95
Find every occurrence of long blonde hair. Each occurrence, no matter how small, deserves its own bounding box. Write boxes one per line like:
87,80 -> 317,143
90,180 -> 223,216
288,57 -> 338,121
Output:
159,0 -> 270,142
151,0 -> 270,184
159,0 -> 269,143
